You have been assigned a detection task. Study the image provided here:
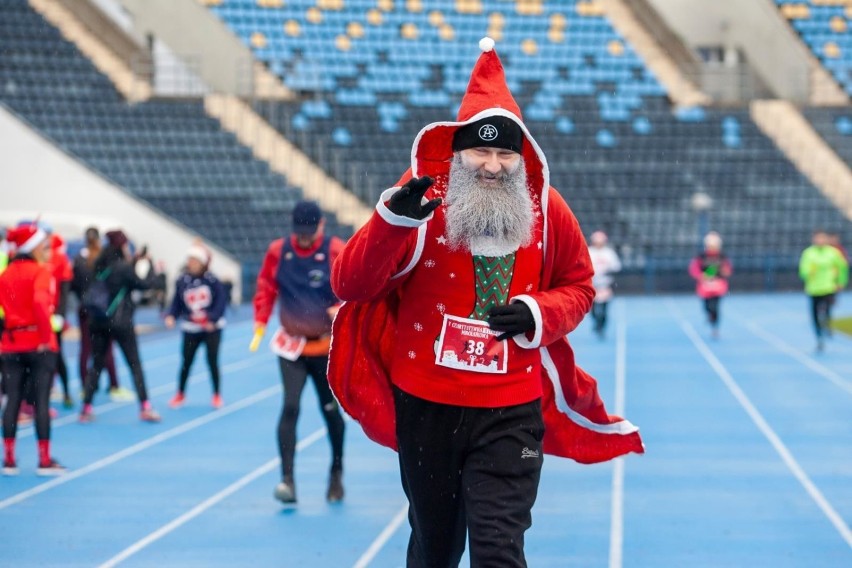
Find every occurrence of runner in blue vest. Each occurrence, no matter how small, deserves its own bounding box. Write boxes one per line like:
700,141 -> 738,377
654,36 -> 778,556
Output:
252,201 -> 346,506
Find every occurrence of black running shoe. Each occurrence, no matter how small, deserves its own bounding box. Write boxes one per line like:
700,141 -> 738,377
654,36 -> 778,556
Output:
326,470 -> 344,503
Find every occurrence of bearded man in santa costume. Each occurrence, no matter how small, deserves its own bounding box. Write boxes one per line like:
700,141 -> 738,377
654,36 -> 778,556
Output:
329,38 -> 644,567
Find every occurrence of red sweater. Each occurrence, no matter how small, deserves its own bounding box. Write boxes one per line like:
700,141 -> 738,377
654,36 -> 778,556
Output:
0,259 -> 57,353
332,184 -> 594,408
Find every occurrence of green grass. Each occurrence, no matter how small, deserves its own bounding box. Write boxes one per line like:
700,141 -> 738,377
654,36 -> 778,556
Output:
830,316 -> 852,337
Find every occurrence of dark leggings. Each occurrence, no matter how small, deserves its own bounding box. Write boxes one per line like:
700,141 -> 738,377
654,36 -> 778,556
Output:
704,296 -> 721,326
277,355 -> 345,479
54,331 -> 69,396
178,330 -> 222,394
78,309 -> 119,390
2,352 -> 57,441
591,301 -> 609,332
83,325 -> 148,405
810,294 -> 834,338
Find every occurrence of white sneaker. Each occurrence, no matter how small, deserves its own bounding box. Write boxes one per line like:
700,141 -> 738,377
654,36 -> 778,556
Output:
2,460 -> 19,476
274,477 -> 296,505
36,459 -> 67,477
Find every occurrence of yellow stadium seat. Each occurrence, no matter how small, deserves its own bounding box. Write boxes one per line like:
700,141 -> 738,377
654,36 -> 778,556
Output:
250,31 -> 267,48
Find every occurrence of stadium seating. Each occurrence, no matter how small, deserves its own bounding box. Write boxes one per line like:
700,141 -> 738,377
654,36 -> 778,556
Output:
257,95 -> 847,277
206,0 -> 851,289
776,0 -> 852,97
0,0 -> 352,298
803,106 -> 852,165
209,0 -> 665,120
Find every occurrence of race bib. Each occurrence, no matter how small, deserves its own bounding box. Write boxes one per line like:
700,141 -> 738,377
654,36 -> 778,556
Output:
270,328 -> 306,361
435,315 -> 507,374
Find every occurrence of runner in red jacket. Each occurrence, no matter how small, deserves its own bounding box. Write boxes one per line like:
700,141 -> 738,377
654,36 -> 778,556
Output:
0,224 -> 65,476
328,38 -> 643,567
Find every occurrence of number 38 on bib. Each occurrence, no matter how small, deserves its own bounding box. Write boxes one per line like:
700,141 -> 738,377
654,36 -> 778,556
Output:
435,315 -> 508,374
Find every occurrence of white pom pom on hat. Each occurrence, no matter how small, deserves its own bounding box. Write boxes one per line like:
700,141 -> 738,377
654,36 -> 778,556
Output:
479,37 -> 495,52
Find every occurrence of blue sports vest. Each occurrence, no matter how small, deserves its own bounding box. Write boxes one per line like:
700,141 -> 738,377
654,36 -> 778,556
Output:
275,237 -> 337,338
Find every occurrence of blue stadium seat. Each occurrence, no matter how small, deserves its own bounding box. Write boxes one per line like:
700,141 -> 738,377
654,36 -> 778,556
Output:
0,0 -> 353,299
775,0 -> 852,96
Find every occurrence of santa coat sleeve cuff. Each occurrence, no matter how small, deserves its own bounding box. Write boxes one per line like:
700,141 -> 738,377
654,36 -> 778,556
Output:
376,187 -> 434,228
509,294 -> 543,349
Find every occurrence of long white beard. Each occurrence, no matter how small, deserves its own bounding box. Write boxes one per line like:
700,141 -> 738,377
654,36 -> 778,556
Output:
444,155 -> 534,257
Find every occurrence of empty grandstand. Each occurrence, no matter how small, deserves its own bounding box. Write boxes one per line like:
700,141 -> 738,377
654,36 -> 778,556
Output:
2,0 -> 851,294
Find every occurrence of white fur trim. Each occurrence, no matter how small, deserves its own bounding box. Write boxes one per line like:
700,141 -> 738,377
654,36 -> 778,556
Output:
374,188 -> 432,280
18,228 -> 47,254
479,37 -> 495,52
540,347 -> 640,435
391,223 -> 427,280
376,187 -> 434,228
409,108 -> 551,255
509,294 -> 543,349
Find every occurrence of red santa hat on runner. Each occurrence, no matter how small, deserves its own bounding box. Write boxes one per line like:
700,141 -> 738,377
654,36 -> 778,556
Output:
6,224 -> 48,255
407,37 -> 549,205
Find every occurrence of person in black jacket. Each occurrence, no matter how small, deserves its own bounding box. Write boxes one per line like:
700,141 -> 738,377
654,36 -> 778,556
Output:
78,230 -> 160,423
164,243 -> 228,409
71,227 -> 126,400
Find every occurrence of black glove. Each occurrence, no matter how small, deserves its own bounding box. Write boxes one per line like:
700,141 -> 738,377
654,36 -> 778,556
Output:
387,176 -> 441,220
488,302 -> 535,341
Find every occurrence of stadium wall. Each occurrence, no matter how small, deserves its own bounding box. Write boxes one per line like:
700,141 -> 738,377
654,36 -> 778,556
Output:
0,104 -> 243,302
647,0 -> 810,102
117,0 -> 255,96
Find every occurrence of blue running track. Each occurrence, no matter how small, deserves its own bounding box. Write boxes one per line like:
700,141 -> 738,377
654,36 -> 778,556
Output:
0,294 -> 849,567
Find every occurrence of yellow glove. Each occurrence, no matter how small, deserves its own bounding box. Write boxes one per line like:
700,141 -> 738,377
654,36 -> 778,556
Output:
50,314 -> 65,333
249,324 -> 265,352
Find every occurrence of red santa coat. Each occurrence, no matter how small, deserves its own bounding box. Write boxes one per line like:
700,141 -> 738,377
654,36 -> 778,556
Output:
0,259 -> 57,353
328,38 -> 643,463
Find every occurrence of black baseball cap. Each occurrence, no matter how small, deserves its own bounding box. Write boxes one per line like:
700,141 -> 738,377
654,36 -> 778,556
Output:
292,200 -> 323,234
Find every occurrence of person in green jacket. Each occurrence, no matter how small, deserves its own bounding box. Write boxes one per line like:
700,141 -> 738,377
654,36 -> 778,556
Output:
799,229 -> 849,351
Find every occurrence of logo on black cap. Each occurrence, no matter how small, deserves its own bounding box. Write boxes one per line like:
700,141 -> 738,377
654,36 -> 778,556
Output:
478,124 -> 498,141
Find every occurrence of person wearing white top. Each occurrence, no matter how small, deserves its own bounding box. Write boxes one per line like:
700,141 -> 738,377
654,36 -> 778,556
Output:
587,231 -> 622,338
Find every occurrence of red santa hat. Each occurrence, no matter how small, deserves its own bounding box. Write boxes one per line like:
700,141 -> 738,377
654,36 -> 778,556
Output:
406,37 -> 549,215
6,224 -> 48,254
456,37 -> 523,123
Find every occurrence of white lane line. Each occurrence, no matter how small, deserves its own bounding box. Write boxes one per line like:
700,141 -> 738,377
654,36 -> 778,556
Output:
739,319 -> 852,396
0,384 -> 280,511
608,301 -> 627,568
353,503 -> 410,568
21,356 -> 264,438
97,428 -> 327,568
680,319 -> 852,549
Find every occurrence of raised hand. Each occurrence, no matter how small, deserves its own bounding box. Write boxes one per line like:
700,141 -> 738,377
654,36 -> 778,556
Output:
387,176 -> 441,220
